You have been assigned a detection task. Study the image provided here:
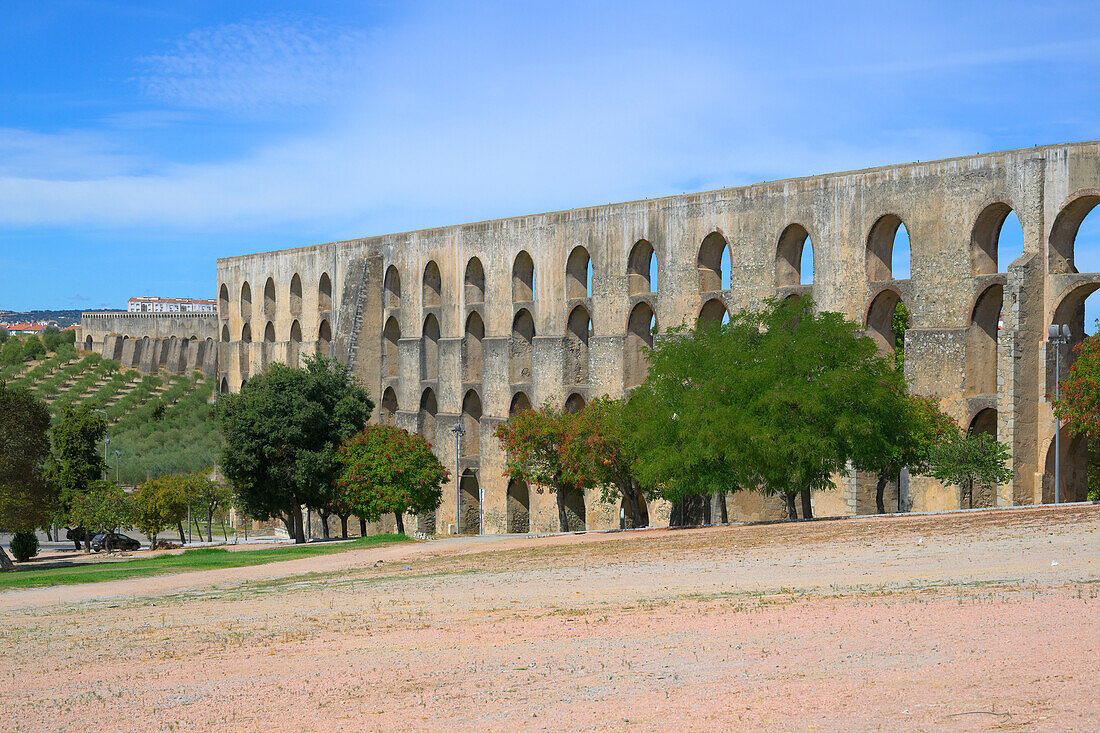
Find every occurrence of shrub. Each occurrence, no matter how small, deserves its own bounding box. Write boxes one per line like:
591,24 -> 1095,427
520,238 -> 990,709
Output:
22,336 -> 45,361
0,338 -> 23,366
10,532 -> 39,562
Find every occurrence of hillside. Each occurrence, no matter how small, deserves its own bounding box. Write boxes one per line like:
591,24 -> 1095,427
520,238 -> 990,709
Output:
2,340 -> 220,484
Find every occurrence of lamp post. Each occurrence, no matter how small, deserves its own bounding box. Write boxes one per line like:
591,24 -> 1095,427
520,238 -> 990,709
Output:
93,408 -> 108,480
450,423 -> 465,534
113,449 -> 121,484
1049,323 -> 1071,504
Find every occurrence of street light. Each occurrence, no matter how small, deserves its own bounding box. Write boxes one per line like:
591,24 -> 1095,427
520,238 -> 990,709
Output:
450,423 -> 465,534
114,449 -> 121,484
93,408 -> 108,480
1049,323 -> 1071,504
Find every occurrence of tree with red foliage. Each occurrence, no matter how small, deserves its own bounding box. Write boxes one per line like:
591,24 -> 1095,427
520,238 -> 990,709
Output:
334,425 -> 448,534
1053,333 -> 1100,436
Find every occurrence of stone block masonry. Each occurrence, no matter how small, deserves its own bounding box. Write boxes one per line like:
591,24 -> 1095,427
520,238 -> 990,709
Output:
214,141 -> 1100,533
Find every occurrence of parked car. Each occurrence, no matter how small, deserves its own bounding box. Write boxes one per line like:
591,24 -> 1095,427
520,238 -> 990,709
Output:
90,533 -> 142,552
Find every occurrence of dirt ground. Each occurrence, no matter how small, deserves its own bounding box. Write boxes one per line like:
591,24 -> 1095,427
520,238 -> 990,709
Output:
1,505 -> 1098,732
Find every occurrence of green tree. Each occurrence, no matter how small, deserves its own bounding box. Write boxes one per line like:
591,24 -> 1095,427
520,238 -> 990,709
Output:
131,474 -> 193,548
50,404 -> 107,551
891,301 -> 910,372
69,481 -> 131,544
0,328 -> 8,344
189,473 -> 232,542
0,383 -> 55,570
494,403 -> 589,531
851,394 -> 960,514
41,326 -> 61,352
565,396 -> 650,528
626,297 -> 908,519
334,425 -> 448,534
217,355 -> 373,543
22,335 -> 45,361
927,431 -> 1013,509
0,338 -> 23,366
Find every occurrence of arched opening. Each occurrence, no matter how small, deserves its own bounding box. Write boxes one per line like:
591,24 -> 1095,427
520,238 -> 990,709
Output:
510,308 -> 534,384
628,239 -> 656,295
264,322 -> 276,342
510,391 -> 532,416
565,305 -> 592,385
966,285 -> 1003,396
964,409 -> 998,509
289,274 -> 303,315
420,314 -> 440,381
625,302 -> 656,388
219,377 -> 229,395
564,392 -> 586,414
512,251 -> 534,302
507,479 -> 530,533
972,203 -> 1024,276
318,272 -> 332,312
563,487 -> 586,531
866,215 -> 911,282
289,320 -> 302,368
464,257 -> 485,304
698,298 -> 729,326
218,284 -> 229,316
317,319 -> 331,356
1042,433 -> 1091,504
463,312 -> 484,382
263,277 -> 276,317
384,317 -> 401,379
221,324 -> 230,343
698,232 -> 730,292
384,265 -> 401,309
239,322 -> 251,375
864,289 -> 906,357
1049,194 -> 1100,275
240,282 -> 252,319
776,224 -> 813,287
620,493 -> 649,529
566,246 -> 592,299
461,389 -> 482,457
418,388 -> 437,441
422,261 -> 442,307
380,387 -> 398,425
84,335 -> 93,351
459,470 -> 480,535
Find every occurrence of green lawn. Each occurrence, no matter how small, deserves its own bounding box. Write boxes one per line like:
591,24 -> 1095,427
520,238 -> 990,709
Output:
0,534 -> 412,591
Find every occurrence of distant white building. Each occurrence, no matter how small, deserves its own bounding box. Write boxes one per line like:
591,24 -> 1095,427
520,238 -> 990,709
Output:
127,297 -> 217,314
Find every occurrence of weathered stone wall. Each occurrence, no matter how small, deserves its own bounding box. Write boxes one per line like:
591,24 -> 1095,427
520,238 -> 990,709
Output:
80,312 -> 219,378
215,141 -> 1100,534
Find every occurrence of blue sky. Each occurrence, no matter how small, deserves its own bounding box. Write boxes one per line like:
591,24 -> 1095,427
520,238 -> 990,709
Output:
1,0 -> 1099,313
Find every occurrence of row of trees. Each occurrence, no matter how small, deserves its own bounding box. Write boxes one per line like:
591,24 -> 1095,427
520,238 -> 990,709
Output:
497,298 -> 1016,531
0,327 -> 76,366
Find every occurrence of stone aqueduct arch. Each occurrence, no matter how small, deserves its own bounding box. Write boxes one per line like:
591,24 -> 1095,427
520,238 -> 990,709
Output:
210,142 -> 1100,532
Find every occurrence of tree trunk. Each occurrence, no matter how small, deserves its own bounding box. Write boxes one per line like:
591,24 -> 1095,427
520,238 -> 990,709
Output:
359,517 -> 367,536
340,515 -> 349,538
718,492 -> 728,524
394,511 -> 405,534
0,546 -> 13,571
555,486 -> 570,533
318,511 -> 331,539
177,521 -> 187,544
968,478 -> 974,509
629,482 -> 647,528
292,504 -> 305,544
875,473 -> 888,515
150,532 -> 158,550
84,530 -> 92,553
70,528 -> 81,551
785,492 -> 799,520
207,507 -> 215,543
279,513 -> 294,538
801,488 -> 813,519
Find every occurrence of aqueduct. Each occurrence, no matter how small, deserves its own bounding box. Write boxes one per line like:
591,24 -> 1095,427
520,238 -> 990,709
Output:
209,141 -> 1100,534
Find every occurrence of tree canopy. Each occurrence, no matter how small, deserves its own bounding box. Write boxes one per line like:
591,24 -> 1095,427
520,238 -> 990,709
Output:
334,425 -> 448,534
217,354 -> 373,542
0,383 -> 55,570
625,297 -> 910,518
50,403 -> 107,549
927,431 -> 1013,509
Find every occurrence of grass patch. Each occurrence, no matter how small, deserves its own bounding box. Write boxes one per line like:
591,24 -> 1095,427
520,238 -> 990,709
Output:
0,534 -> 413,591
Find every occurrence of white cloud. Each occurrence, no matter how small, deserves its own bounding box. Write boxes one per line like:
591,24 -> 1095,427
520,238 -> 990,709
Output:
139,17 -> 370,111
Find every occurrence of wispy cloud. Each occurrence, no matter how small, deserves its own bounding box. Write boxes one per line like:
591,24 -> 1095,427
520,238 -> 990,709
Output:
139,18 -> 370,111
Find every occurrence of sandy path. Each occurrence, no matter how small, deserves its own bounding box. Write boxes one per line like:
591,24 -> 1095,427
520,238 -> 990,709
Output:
1,505 -> 1098,732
